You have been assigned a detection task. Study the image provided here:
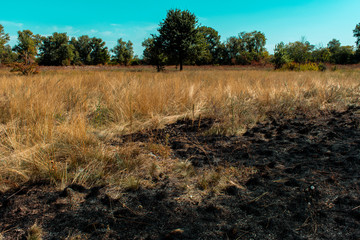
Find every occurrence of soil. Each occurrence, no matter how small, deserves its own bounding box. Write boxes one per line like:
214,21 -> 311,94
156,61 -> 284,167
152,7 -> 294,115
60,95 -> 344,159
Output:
1,106 -> 360,239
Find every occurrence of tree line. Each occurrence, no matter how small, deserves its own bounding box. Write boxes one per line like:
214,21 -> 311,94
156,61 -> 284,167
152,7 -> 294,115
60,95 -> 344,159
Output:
1,9 -> 360,71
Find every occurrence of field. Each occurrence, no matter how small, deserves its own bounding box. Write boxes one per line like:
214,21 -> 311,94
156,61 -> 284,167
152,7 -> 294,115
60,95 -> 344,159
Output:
0,67 -> 359,239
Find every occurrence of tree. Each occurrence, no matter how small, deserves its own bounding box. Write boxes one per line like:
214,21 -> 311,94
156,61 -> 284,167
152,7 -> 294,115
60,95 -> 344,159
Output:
142,36 -> 167,72
111,38 -> 133,66
327,39 -> 354,64
224,31 -> 267,65
0,24 -> 11,64
333,46 -> 354,64
1,45 -> 17,64
157,9 -> 200,70
197,26 -> 221,64
272,42 -> 291,69
39,32 -> 75,66
285,40 -> 314,64
12,30 -> 41,75
0,24 -> 9,48
13,30 -> 40,65
225,36 -> 242,64
312,47 -> 331,63
239,31 -> 266,55
71,35 -> 92,65
71,36 -> 109,65
327,39 -> 341,54
353,23 -> 360,48
90,37 -> 110,65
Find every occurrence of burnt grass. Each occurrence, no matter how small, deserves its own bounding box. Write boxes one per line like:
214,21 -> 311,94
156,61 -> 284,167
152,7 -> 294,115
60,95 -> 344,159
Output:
1,106 -> 360,239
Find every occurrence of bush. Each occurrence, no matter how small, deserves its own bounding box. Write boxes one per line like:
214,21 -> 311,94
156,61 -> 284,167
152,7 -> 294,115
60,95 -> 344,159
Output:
318,62 -> 327,72
280,62 -> 324,71
299,62 -> 319,71
10,62 -> 40,75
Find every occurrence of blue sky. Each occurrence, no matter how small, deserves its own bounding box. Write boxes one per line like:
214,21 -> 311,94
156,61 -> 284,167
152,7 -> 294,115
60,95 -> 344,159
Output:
1,0 -> 359,56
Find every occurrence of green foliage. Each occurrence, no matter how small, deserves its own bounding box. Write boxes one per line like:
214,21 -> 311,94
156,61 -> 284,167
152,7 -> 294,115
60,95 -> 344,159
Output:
327,39 -> 341,54
196,26 -> 222,64
318,62 -> 327,72
90,104 -> 112,126
39,33 -> 75,66
0,24 -> 10,48
13,30 -> 40,64
130,56 -> 141,66
271,38 -> 356,68
11,30 -> 40,75
90,37 -> 110,65
353,23 -> 360,48
225,36 -> 241,64
239,31 -> 267,60
0,24 -> 11,65
224,31 -> 267,65
111,38 -> 133,66
0,45 -> 17,64
285,40 -> 314,64
71,35 -> 92,65
272,42 -> 291,69
280,62 -> 323,71
70,36 -> 109,65
10,61 -> 39,75
142,36 -> 167,71
326,39 -> 355,64
333,46 -> 354,64
186,31 -> 209,65
312,47 -> 331,63
157,9 -> 200,70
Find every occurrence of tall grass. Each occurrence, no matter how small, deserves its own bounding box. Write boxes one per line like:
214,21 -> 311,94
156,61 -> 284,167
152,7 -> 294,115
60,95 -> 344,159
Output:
0,69 -> 359,191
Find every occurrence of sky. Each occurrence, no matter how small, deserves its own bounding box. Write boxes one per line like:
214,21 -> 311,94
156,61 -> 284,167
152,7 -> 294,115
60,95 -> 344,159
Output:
1,0 -> 359,57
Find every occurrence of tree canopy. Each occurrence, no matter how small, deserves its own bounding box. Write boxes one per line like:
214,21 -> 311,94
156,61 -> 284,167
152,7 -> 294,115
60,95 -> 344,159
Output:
0,24 -> 12,64
13,30 -> 40,64
1,10 -> 360,69
111,38 -> 134,66
157,9 -> 200,70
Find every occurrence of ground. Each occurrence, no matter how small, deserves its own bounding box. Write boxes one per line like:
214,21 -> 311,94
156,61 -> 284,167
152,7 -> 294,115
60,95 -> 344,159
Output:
0,106 -> 359,239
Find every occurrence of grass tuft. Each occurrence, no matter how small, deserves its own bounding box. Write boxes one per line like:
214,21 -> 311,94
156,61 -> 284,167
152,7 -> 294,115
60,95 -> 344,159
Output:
0,68 -> 358,191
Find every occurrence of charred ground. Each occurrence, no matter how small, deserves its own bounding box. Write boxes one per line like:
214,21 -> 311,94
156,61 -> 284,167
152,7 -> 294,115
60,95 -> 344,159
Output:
0,106 -> 360,239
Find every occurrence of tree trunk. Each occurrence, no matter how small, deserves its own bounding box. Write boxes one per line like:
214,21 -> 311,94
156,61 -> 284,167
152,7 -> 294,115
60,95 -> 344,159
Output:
179,56 -> 183,71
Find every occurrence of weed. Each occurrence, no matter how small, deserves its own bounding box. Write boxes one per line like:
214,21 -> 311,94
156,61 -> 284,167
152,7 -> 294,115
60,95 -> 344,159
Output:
27,223 -> 43,240
123,176 -> 141,191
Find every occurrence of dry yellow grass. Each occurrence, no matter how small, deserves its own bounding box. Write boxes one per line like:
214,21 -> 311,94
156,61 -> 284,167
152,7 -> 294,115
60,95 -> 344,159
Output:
0,68 -> 359,191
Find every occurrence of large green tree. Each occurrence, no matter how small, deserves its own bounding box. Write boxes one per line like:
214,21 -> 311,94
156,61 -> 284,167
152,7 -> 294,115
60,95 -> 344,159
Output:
39,32 -> 75,66
0,24 -> 9,48
224,31 -> 267,65
90,37 -> 110,65
142,36 -> 167,71
196,26 -> 221,65
111,38 -> 133,66
157,9 -> 199,70
13,30 -> 40,64
327,39 -> 354,64
327,39 -> 341,54
71,36 -> 109,65
272,42 -> 291,69
0,24 -> 13,64
225,36 -> 242,64
353,23 -> 360,48
71,35 -> 92,65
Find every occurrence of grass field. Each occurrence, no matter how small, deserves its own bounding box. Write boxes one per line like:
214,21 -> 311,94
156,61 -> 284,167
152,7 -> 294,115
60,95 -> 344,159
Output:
1,67 -> 360,239
0,68 -> 359,192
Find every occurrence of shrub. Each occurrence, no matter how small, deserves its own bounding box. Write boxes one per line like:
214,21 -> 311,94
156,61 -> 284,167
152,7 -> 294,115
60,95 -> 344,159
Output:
280,62 -> 322,71
318,62 -> 327,72
10,62 -> 39,75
